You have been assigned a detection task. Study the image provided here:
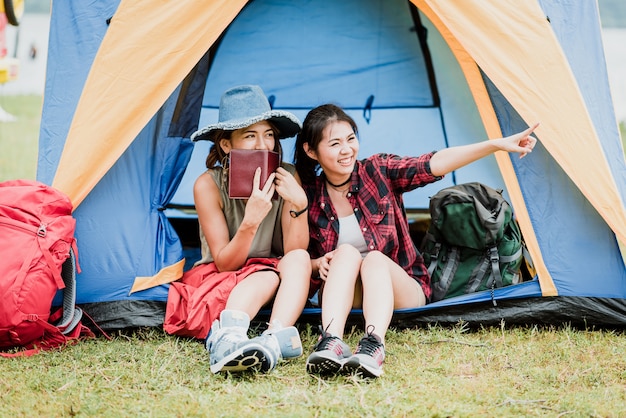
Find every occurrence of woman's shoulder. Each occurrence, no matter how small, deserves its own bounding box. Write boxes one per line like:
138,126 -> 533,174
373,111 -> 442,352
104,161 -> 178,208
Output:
196,167 -> 220,181
194,168 -> 222,191
363,153 -> 401,162
356,154 -> 389,169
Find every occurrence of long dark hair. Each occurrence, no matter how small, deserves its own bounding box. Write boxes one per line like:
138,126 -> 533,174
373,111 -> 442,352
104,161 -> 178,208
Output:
205,121 -> 284,169
294,104 -> 358,184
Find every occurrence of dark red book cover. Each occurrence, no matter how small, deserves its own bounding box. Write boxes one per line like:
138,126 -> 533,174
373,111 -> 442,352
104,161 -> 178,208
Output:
228,149 -> 279,199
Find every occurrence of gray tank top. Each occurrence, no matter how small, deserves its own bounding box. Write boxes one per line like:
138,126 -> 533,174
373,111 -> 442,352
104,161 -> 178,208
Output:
194,163 -> 296,266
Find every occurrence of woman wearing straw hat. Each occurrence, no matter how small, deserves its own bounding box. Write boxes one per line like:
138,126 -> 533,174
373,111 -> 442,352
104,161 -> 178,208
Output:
165,85 -> 311,374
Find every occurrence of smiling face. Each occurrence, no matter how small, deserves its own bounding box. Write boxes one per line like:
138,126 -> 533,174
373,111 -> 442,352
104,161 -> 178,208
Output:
305,120 -> 359,181
220,120 -> 277,153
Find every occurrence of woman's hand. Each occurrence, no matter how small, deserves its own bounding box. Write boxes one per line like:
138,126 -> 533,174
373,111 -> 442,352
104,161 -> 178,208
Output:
274,167 -> 308,211
243,167 -> 275,226
315,251 -> 335,281
496,122 -> 539,158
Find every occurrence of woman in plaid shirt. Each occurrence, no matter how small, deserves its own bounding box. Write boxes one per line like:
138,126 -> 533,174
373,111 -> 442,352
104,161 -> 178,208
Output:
294,104 -> 537,378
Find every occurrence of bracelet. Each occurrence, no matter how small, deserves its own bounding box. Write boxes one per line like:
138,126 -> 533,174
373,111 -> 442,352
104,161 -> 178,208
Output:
289,204 -> 309,218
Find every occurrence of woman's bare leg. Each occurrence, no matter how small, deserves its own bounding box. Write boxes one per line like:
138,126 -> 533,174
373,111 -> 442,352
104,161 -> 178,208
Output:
359,251 -> 426,344
269,248 -> 311,328
320,244 -> 363,338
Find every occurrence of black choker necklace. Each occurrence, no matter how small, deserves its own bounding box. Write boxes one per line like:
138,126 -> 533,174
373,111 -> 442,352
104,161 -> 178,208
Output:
326,177 -> 351,188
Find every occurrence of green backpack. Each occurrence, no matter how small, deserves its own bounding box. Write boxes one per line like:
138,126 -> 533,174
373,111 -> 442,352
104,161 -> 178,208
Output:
421,182 -> 523,303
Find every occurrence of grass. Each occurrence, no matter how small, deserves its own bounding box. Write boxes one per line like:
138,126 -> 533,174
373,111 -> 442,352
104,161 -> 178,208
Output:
1,95 -> 626,416
1,323 -> 625,417
0,94 -> 42,181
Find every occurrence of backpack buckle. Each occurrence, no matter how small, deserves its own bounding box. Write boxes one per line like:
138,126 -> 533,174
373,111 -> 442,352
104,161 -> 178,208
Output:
488,247 -> 499,262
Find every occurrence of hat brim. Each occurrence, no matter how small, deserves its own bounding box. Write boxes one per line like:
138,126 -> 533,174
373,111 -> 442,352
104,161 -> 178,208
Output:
191,110 -> 302,142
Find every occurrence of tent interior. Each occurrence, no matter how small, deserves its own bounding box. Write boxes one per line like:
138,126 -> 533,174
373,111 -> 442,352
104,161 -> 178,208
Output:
167,0 -> 504,267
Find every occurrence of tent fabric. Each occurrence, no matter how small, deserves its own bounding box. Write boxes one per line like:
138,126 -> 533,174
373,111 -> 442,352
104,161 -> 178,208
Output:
169,0 -> 500,211
50,0 -> 248,208
412,0 -> 555,296
38,0 -> 626,328
420,0 -> 626,245
394,296 -> 626,329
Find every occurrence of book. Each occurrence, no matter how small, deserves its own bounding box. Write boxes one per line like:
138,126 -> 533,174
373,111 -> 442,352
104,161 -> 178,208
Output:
228,149 -> 280,199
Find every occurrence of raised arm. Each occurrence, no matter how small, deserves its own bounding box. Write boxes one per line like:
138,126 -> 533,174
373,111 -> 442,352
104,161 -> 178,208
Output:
276,167 -> 309,253
429,123 -> 538,177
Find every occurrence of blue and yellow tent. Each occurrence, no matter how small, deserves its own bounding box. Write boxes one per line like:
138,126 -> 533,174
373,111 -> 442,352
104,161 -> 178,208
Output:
38,0 -> 626,328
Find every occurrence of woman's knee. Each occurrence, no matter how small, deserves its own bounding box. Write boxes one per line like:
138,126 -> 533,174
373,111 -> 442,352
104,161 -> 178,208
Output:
279,249 -> 311,275
283,248 -> 310,264
324,244 -> 362,287
361,250 -> 387,269
360,251 -> 396,288
335,243 -> 362,261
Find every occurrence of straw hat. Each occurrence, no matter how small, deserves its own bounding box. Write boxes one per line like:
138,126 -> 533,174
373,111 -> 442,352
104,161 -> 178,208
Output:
191,85 -> 302,142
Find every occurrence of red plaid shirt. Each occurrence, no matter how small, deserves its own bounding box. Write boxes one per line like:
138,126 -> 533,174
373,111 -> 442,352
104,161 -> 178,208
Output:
305,152 -> 442,301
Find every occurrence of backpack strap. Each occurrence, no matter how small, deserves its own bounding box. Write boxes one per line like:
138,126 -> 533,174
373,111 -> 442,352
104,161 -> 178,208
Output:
488,246 -> 504,289
466,254 -> 491,294
426,243 -> 440,277
0,311 -> 97,358
55,247 -> 78,332
432,246 -> 460,301
483,245 -> 522,306
493,245 -> 523,286
0,246 -> 95,358
499,247 -> 523,265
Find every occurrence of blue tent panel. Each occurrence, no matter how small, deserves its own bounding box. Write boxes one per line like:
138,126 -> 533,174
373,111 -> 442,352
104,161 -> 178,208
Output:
204,0 -> 432,109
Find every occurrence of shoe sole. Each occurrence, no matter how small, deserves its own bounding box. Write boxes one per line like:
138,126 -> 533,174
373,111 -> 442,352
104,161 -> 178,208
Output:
210,343 -> 274,374
342,356 -> 382,378
306,353 -> 347,375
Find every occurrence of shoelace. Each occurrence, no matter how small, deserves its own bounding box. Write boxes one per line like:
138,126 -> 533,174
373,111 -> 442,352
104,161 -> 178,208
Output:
355,334 -> 382,356
355,325 -> 383,358
315,332 -> 336,350
263,319 -> 284,334
314,323 -> 343,352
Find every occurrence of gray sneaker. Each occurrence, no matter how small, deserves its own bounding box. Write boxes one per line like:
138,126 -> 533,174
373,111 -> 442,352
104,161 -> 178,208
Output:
343,328 -> 385,378
206,310 -> 275,374
251,324 -> 303,360
306,329 -> 351,375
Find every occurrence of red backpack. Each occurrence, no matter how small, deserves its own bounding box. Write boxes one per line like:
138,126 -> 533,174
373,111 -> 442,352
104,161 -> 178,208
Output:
0,179 -> 95,356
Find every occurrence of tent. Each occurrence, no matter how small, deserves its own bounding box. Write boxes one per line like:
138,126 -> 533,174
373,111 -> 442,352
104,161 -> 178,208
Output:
38,0 -> 626,330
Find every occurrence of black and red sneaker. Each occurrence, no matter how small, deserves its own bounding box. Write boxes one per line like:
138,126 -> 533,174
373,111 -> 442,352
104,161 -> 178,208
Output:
306,329 -> 351,375
343,327 -> 385,378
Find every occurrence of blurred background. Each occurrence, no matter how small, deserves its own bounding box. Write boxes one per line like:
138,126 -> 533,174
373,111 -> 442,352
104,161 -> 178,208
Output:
0,0 -> 625,181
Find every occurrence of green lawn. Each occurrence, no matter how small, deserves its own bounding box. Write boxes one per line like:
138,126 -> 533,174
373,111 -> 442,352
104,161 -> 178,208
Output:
1,324 -> 625,417
0,95 -> 41,181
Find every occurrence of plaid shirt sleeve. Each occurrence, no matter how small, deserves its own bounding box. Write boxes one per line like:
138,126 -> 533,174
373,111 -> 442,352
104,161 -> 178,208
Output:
371,152 -> 443,193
